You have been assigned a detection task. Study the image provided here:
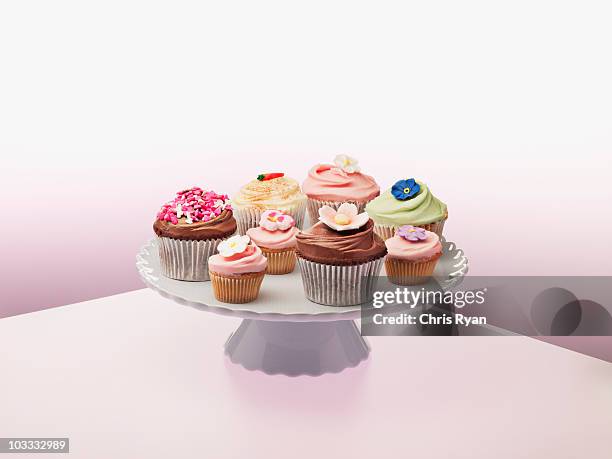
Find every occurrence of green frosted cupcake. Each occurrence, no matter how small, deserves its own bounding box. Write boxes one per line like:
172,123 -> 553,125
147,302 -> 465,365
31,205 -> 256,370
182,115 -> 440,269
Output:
365,178 -> 447,240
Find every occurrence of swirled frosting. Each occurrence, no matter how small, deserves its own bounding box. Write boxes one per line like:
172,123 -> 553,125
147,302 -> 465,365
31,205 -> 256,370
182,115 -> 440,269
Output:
154,209 -> 237,241
232,176 -> 306,210
296,219 -> 386,265
302,164 -> 380,202
385,230 -> 442,261
208,244 -> 268,275
365,180 -> 447,226
246,226 -> 299,250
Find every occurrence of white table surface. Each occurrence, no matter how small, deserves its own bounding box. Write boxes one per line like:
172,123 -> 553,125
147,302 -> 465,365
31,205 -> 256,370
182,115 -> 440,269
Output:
1,289 -> 611,459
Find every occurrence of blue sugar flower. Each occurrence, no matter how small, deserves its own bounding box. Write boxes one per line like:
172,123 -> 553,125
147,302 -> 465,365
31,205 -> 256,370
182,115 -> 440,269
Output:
391,178 -> 420,201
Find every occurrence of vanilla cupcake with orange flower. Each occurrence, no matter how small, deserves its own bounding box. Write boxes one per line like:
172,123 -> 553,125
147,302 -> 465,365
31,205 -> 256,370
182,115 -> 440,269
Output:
246,210 -> 299,275
208,235 -> 267,303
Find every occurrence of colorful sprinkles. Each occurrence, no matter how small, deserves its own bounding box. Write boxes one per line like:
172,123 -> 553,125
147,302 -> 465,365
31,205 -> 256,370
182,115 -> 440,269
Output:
156,187 -> 231,225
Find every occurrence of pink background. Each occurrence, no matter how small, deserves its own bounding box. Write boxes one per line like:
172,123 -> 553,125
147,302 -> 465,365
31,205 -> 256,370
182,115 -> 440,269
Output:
1,0 -> 611,360
1,5 -> 610,458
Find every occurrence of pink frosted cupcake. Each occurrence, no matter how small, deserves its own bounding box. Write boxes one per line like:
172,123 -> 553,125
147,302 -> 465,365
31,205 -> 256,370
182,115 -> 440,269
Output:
208,235 -> 268,303
302,155 -> 380,223
246,210 -> 299,275
384,225 -> 442,285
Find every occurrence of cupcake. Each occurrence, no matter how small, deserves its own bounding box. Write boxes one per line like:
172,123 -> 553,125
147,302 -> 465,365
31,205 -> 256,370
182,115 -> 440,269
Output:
296,202 -> 387,306
384,226 -> 442,285
302,155 -> 380,223
232,172 -> 307,234
246,210 -> 299,275
208,235 -> 268,303
366,178 -> 447,240
154,186 -> 236,281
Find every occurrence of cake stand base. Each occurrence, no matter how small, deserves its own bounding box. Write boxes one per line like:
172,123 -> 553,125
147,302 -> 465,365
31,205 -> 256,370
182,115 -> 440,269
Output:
224,319 -> 369,376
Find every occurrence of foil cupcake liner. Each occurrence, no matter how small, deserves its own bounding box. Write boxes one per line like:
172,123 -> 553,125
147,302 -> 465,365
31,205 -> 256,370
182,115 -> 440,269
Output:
385,254 -> 442,286
233,200 -> 307,234
306,198 -> 370,225
209,270 -> 265,303
297,256 -> 385,307
260,247 -> 297,275
157,236 -> 227,281
374,218 -> 447,241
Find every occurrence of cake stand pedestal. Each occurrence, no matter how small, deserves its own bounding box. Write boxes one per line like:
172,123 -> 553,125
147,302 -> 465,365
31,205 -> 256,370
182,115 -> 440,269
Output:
225,319 -> 368,376
137,238 -> 468,376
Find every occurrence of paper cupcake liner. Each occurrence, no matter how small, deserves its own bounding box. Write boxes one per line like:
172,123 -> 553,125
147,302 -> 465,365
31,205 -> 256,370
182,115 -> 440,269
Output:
157,236 -> 229,281
209,270 -> 265,303
261,247 -> 297,275
297,256 -> 385,307
233,200 -> 307,234
306,198 -> 370,225
385,253 -> 442,286
374,218 -> 447,241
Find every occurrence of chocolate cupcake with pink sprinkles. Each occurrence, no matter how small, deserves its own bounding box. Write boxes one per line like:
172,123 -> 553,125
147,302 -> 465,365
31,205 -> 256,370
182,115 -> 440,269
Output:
153,186 -> 237,281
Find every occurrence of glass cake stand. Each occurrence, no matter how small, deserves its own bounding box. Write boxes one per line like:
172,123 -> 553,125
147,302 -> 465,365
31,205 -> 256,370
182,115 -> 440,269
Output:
136,238 -> 468,376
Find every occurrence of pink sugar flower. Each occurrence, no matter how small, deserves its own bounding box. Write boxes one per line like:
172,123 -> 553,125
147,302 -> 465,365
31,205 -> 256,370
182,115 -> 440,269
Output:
260,209 -> 295,231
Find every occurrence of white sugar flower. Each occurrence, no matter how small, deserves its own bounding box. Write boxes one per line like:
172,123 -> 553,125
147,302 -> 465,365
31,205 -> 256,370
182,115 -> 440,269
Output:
318,203 -> 369,231
333,154 -> 360,174
218,235 -> 250,257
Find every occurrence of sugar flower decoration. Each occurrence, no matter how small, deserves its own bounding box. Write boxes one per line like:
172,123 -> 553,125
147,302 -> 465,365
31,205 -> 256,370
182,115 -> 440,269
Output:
333,154 -> 360,174
319,203 -> 369,231
391,178 -> 420,201
218,235 -> 250,257
397,225 -> 428,242
260,209 -> 295,231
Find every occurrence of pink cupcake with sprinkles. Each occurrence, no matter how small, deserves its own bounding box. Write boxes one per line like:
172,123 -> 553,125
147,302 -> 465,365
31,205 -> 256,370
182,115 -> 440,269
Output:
153,186 -> 237,281
246,209 -> 299,274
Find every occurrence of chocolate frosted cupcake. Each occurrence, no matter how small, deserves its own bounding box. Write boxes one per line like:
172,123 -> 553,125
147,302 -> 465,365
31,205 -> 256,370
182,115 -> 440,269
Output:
232,172 -> 307,234
296,203 -> 386,306
154,187 -> 236,281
